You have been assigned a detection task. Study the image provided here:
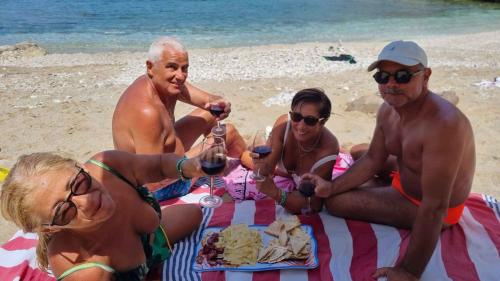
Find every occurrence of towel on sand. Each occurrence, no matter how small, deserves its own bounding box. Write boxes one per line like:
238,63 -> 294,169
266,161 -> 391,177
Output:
1,192 -> 499,281
224,152 -> 354,201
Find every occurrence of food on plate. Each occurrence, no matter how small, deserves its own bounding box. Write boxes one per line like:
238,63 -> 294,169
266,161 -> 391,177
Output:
264,216 -> 301,237
196,224 -> 263,266
258,216 -> 311,263
196,217 -> 313,268
196,232 -> 225,266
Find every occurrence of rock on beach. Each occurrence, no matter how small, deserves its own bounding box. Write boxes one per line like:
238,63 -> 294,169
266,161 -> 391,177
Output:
0,42 -> 48,59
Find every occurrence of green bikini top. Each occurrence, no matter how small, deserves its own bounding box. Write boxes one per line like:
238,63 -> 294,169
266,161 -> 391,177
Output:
56,261 -> 149,281
56,159 -> 170,281
87,159 -> 162,219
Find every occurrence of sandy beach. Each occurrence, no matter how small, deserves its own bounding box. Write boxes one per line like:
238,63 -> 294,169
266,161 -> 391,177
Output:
1,31 -> 499,243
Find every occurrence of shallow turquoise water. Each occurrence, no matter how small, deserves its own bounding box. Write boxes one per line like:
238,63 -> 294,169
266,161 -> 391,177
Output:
1,0 -> 499,53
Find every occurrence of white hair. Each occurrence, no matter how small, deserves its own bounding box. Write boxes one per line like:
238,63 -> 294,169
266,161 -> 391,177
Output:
147,36 -> 187,63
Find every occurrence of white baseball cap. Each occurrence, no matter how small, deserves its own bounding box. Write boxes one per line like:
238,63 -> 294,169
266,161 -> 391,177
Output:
367,40 -> 427,71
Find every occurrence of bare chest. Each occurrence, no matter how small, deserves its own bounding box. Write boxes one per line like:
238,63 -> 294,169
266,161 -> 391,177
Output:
156,102 -> 181,153
383,120 -> 424,173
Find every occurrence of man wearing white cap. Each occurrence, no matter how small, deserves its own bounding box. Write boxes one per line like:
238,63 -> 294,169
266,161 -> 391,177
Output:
304,40 -> 475,280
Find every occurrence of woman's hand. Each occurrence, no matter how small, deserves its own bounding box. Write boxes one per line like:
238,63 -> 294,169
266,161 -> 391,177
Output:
254,174 -> 278,199
181,156 -> 203,178
250,152 -> 273,177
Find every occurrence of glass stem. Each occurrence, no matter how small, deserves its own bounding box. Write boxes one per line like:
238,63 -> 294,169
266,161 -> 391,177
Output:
210,176 -> 214,197
217,121 -> 221,128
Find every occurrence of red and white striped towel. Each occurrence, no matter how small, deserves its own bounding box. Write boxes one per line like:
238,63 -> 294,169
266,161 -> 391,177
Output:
2,192 -> 498,281
3,154 -> 497,281
164,193 -> 500,281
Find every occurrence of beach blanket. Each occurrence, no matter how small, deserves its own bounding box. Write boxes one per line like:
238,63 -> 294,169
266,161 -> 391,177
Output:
1,192 -> 499,281
223,152 -> 354,201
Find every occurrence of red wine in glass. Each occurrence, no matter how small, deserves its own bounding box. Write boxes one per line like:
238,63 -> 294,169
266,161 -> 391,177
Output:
253,145 -> 272,158
299,180 -> 315,215
210,105 -> 225,136
298,180 -> 316,197
200,137 -> 226,208
201,160 -> 226,175
250,129 -> 271,181
210,105 -> 224,118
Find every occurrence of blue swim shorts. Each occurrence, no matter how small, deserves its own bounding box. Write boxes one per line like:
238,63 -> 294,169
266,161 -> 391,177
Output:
153,179 -> 192,202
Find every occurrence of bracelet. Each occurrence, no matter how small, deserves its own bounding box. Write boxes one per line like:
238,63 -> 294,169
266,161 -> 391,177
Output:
278,189 -> 287,207
176,156 -> 190,181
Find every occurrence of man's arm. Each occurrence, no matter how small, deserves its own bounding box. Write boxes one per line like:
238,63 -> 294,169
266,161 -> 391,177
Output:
329,106 -> 391,195
178,82 -> 220,107
399,118 -> 465,278
178,82 -> 232,119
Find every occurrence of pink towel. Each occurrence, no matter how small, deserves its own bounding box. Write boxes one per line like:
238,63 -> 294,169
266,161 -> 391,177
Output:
224,152 -> 354,201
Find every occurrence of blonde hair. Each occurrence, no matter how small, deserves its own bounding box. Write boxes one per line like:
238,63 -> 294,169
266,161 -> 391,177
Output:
0,152 -> 76,272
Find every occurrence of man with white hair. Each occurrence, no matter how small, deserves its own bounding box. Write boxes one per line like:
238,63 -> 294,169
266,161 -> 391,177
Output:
112,36 -> 246,201
304,40 -> 475,280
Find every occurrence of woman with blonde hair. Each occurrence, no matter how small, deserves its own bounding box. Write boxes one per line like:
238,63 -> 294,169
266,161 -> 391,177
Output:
1,150 -> 206,280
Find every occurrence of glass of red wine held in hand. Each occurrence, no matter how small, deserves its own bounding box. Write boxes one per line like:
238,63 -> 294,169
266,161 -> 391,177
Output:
209,99 -> 226,137
298,179 -> 315,215
199,136 -> 227,208
250,129 -> 272,182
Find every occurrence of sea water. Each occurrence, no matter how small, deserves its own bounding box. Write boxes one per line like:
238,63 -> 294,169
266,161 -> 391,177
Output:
1,0 -> 499,53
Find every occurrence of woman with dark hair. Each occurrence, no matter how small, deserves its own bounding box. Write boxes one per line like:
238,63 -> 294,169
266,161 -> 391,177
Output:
244,88 -> 339,214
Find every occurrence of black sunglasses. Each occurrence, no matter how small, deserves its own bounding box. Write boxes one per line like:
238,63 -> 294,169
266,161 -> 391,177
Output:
42,167 -> 92,227
373,69 -> 423,84
289,111 -> 325,126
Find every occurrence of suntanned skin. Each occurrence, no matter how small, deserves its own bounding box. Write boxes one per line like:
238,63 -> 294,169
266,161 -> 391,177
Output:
40,151 -> 204,281
349,143 -> 398,185
245,102 -> 339,214
112,46 -> 246,159
303,61 -> 475,280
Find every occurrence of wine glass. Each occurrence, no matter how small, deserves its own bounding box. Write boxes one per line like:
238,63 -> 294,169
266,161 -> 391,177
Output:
250,129 -> 272,182
298,179 -> 315,215
209,97 -> 227,137
199,136 -> 227,208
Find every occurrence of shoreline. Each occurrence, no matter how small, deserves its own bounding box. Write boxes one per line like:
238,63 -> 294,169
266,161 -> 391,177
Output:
1,30 -> 500,243
2,30 -> 499,83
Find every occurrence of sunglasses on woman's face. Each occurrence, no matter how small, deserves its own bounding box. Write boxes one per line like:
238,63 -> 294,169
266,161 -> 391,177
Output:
373,69 -> 423,84
42,167 -> 92,227
289,111 -> 324,126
